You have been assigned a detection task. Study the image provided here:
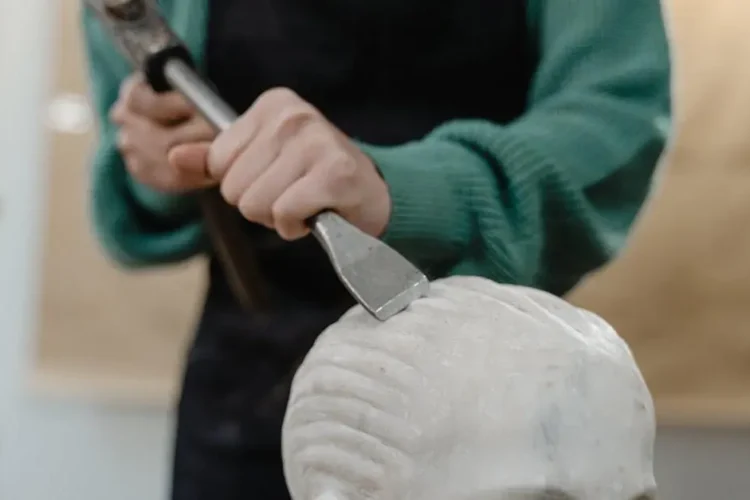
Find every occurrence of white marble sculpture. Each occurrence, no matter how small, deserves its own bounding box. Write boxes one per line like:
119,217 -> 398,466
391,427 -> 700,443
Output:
282,276 -> 656,500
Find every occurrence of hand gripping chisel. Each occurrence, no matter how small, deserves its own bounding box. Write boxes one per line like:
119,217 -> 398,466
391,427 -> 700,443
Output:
87,0 -> 430,320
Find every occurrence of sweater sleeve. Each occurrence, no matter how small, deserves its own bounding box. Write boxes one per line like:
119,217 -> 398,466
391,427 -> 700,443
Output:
82,6 -> 206,267
361,0 -> 671,293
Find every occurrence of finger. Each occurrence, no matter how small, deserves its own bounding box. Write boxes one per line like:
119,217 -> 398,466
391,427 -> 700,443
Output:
234,148 -> 309,228
147,157 -> 215,192
116,117 -> 156,155
167,171 -> 216,192
135,91 -> 194,124
116,127 -> 134,154
112,75 -> 144,124
207,110 -> 261,180
168,142 -> 211,177
251,87 -> 310,121
207,88 -> 313,180
109,100 -> 127,125
116,114 -> 169,160
129,146 -> 213,192
218,127 -> 286,205
163,117 -> 216,178
118,73 -> 144,103
269,171 -> 334,241
123,154 -> 147,180
123,78 -> 194,124
166,116 -> 216,149
118,109 -> 162,139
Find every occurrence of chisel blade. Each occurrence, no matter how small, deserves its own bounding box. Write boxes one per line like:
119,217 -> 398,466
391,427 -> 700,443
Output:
312,212 -> 430,320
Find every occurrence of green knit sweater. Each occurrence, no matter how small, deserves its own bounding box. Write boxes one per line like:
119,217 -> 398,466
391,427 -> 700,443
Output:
82,0 -> 671,293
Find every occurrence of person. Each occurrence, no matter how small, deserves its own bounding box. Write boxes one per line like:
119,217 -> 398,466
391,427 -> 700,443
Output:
81,0 -> 670,498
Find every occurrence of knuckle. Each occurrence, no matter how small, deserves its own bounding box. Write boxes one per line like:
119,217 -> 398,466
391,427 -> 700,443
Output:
271,202 -> 306,240
329,150 -> 358,178
116,130 -> 132,152
125,79 -> 153,112
207,146 -> 228,179
279,103 -> 315,125
270,200 -> 293,224
219,180 -> 241,206
273,95 -> 317,134
256,87 -> 318,135
300,126 -> 334,159
260,87 -> 299,106
109,103 -> 125,124
322,151 -> 358,195
119,74 -> 141,103
118,80 -> 133,102
272,103 -> 317,139
238,198 -> 267,224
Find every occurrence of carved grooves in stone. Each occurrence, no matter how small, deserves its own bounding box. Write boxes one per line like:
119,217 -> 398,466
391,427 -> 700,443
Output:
285,338 -> 425,499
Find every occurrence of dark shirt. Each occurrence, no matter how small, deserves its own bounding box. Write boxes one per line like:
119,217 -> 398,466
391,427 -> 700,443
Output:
171,1 -> 533,498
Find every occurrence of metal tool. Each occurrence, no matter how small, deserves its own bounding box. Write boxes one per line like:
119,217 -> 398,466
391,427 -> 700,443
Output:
89,0 -> 430,320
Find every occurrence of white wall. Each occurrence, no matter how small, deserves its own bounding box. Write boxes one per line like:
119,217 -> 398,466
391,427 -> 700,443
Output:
1,400 -> 173,500
0,2 -> 173,500
656,427 -> 750,499
0,0 -> 51,428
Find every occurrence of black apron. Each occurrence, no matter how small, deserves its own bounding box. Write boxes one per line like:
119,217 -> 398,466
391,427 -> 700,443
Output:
171,1 -> 534,498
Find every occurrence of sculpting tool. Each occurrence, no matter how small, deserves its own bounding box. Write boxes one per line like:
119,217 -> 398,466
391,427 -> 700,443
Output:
89,0 -> 430,320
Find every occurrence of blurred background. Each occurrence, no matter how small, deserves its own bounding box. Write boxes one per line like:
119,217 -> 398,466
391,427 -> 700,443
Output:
1,0 -> 749,499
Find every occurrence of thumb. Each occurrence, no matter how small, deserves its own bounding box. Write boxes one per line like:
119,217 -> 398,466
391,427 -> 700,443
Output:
168,142 -> 213,179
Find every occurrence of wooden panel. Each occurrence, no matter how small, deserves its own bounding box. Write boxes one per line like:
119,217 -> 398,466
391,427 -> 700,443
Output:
34,0 -> 203,405
568,0 -> 750,426
38,0 -> 750,424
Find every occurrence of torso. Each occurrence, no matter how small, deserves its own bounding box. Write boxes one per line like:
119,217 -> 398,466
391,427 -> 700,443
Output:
206,0 -> 533,143
173,0 -> 534,497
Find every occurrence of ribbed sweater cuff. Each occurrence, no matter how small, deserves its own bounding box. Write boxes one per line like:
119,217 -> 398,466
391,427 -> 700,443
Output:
91,148 -> 206,267
359,140 -> 478,267
127,176 -> 200,222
